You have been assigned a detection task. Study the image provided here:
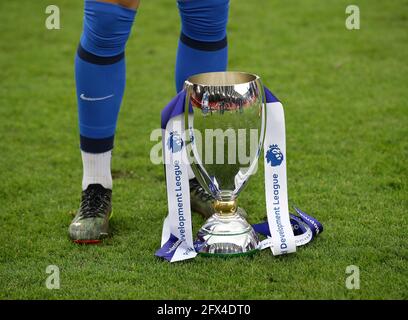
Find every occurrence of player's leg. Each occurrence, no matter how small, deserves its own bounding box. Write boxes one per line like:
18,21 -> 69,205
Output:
69,0 -> 139,243
175,0 -> 230,217
175,0 -> 229,92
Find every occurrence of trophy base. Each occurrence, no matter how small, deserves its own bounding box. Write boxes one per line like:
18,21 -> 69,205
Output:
196,213 -> 259,257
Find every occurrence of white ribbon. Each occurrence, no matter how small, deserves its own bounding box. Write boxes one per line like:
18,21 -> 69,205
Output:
160,114 -> 197,262
262,101 -> 296,255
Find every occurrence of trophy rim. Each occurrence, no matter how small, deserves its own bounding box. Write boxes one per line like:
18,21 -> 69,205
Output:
199,249 -> 259,258
185,71 -> 260,87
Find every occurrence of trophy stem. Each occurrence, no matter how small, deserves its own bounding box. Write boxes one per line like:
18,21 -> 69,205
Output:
213,199 -> 237,216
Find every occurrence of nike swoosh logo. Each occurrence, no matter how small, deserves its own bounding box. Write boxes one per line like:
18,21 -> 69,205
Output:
80,93 -> 114,101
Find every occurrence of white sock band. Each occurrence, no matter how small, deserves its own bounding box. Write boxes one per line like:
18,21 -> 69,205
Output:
81,150 -> 113,190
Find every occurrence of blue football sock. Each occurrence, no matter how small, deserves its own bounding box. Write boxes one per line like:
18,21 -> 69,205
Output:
175,0 -> 229,92
75,0 -> 136,153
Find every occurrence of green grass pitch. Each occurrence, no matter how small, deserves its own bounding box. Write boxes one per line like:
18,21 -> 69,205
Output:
0,0 -> 407,299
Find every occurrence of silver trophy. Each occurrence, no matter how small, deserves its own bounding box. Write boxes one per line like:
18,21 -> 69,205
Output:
184,71 -> 266,256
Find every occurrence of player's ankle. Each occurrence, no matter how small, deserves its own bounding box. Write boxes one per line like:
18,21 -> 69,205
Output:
81,150 -> 113,191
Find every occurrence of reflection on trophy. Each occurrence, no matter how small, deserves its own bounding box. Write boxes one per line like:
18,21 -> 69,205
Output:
184,71 -> 266,256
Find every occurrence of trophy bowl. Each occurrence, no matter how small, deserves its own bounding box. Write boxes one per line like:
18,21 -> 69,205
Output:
184,71 -> 266,256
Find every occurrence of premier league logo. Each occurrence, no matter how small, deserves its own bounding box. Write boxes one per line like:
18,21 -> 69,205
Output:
266,144 -> 284,167
167,131 -> 184,153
